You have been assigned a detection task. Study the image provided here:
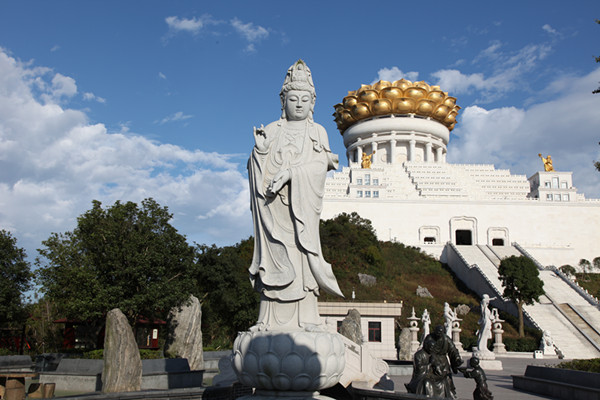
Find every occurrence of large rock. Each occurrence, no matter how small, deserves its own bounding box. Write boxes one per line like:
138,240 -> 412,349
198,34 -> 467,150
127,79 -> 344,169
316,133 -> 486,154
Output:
358,273 -> 376,287
396,328 -> 413,361
416,285 -> 433,298
339,309 -> 363,344
164,295 -> 204,370
102,308 -> 142,393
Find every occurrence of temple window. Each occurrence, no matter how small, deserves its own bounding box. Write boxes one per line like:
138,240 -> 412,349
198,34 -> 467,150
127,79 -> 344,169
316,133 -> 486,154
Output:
356,178 -> 363,185
546,194 -> 553,201
365,174 -> 371,185
357,190 -> 363,198
554,194 -> 561,201
544,181 -> 551,187
492,238 -> 504,246
368,321 -> 382,342
562,194 -> 570,201
373,191 -> 379,198
561,182 -> 568,189
552,177 -> 559,188
424,237 -> 436,244
373,178 -> 379,185
365,191 -> 371,198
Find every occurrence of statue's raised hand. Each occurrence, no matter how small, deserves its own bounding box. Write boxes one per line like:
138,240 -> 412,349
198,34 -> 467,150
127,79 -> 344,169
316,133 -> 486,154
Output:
253,124 -> 267,152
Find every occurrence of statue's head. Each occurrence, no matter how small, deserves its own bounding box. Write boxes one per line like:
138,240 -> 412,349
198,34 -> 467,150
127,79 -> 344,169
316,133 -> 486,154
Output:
423,337 -> 435,353
469,357 -> 480,368
280,60 -> 316,120
433,325 -> 445,339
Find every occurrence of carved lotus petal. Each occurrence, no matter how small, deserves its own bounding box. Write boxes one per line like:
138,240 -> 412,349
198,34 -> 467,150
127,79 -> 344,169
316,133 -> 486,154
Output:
414,81 -> 431,91
392,79 -> 412,90
357,89 -> 378,103
343,95 -> 357,108
372,98 -> 392,115
393,97 -> 416,114
428,90 -> 445,102
351,103 -> 371,119
406,87 -> 427,99
381,87 -> 403,100
443,96 -> 457,107
417,99 -> 435,115
372,80 -> 391,91
432,104 -> 450,119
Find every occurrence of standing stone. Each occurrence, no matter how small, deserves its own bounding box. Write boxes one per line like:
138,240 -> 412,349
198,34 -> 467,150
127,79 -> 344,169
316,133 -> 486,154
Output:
102,308 -> 142,393
164,295 -> 204,370
396,328 -> 412,361
339,309 -> 363,344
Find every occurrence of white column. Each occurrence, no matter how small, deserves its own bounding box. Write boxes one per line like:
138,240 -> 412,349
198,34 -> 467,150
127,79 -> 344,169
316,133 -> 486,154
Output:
357,146 -> 363,165
436,147 -> 443,163
425,142 -> 432,162
409,139 -> 416,162
371,141 -> 378,165
390,138 -> 397,164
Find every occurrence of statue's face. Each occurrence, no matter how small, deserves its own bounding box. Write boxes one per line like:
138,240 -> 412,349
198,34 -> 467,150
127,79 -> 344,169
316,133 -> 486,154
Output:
285,90 -> 312,121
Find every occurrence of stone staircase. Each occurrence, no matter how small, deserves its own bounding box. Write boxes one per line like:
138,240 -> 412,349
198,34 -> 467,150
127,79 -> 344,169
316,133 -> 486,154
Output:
448,244 -> 600,359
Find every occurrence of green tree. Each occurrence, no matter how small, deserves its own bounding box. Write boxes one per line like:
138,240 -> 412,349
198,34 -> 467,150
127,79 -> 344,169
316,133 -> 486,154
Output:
498,256 -> 545,337
194,238 -> 258,348
593,257 -> 600,271
559,264 -> 577,277
0,230 -> 32,327
36,199 -> 196,344
579,258 -> 592,275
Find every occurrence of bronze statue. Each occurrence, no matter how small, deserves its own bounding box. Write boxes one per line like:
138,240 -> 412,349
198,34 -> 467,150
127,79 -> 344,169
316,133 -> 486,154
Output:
459,357 -> 494,400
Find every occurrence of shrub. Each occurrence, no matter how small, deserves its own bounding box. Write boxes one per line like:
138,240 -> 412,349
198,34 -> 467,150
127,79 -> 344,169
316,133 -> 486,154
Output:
82,349 -> 163,359
503,337 -> 538,352
556,359 -> 600,373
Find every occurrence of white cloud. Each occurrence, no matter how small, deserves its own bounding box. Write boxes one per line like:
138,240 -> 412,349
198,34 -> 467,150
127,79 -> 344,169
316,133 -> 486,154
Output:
374,67 -> 419,83
50,73 -> 77,98
158,72 -> 166,80
158,111 -> 193,124
83,92 -> 106,103
448,67 -> 600,199
0,49 -> 251,260
165,16 -> 208,34
50,45 -> 60,52
542,24 -> 558,36
231,18 -> 268,43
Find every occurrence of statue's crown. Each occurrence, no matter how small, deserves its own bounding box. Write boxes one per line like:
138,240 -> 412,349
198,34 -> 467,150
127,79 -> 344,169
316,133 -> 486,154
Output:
281,59 -> 315,97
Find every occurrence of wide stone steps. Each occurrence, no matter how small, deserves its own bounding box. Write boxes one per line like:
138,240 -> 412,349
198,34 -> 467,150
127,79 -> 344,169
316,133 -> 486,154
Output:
557,304 -> 600,348
522,303 -> 600,359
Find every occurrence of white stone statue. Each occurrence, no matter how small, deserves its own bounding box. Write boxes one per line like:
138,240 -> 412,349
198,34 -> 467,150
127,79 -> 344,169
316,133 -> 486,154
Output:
476,294 -> 496,354
443,302 -> 456,338
233,61 -> 346,397
540,330 -> 556,355
420,309 -> 431,345
248,59 -> 342,332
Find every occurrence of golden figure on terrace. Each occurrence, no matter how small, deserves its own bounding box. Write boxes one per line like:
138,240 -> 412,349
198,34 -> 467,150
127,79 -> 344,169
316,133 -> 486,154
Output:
361,150 -> 375,169
538,153 -> 555,171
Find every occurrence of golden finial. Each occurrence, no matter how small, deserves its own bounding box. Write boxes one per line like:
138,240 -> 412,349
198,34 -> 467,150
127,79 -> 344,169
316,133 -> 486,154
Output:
538,153 -> 555,171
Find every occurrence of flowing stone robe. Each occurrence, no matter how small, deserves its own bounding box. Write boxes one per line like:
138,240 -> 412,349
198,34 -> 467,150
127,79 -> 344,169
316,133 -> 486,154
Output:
248,118 -> 342,328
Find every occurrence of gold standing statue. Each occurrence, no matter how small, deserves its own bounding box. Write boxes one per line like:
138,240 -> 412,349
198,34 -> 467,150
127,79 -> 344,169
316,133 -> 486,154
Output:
361,150 -> 375,169
538,153 -> 555,171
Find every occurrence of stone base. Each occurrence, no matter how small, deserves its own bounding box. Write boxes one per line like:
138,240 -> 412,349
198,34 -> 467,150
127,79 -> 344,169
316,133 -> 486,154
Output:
478,360 -> 503,370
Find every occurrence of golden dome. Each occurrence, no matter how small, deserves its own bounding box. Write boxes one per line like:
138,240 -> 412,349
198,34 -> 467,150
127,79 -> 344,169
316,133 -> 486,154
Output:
333,79 -> 461,134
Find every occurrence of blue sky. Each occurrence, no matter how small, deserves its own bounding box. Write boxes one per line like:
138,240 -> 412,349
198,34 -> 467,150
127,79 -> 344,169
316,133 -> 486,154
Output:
1,0 -> 599,261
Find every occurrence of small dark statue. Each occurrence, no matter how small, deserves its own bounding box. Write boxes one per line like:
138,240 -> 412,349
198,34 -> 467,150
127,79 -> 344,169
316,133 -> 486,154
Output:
458,357 -> 494,400
405,325 -> 463,399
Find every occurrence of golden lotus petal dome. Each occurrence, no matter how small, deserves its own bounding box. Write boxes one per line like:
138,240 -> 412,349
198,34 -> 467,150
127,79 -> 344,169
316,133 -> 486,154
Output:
333,78 -> 461,134
393,97 -> 416,113
352,103 -> 371,119
343,95 -> 358,109
372,98 -> 392,115
372,80 -> 391,91
357,89 -> 378,103
381,87 -> 403,100
392,79 -> 412,91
